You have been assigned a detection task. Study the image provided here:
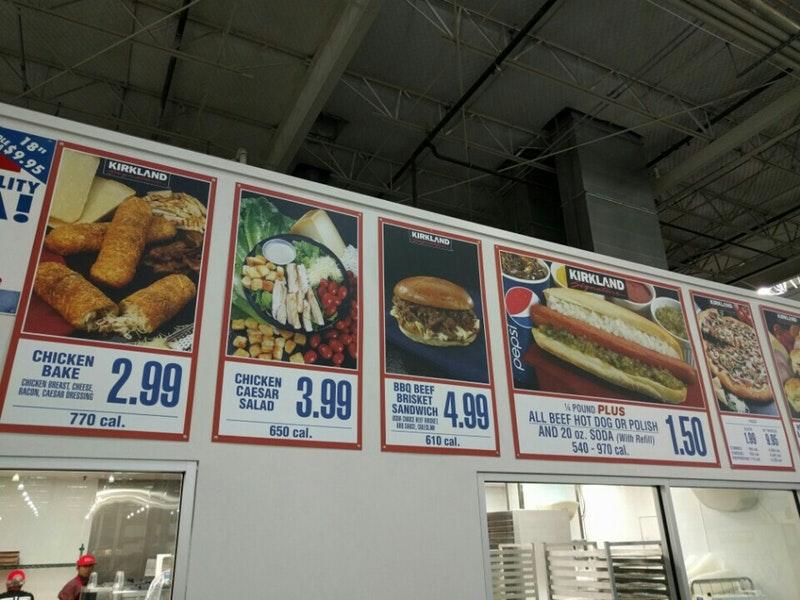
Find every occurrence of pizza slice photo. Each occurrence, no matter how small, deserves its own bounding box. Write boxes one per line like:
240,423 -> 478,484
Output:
696,301 -> 775,413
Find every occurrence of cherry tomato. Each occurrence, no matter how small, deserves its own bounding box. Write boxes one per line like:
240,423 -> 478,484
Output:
335,320 -> 347,331
323,330 -> 339,340
309,334 -> 321,349
332,352 -> 345,367
318,280 -> 328,291
303,350 -> 318,364
337,287 -> 348,300
329,340 -> 344,354
318,344 -> 333,360
347,342 -> 358,360
340,334 -> 353,345
324,306 -> 337,317
334,297 -> 342,308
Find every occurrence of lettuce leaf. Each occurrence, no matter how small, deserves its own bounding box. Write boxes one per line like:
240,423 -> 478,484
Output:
231,197 -> 295,321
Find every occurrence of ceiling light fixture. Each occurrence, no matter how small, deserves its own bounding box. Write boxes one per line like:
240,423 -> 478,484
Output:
108,475 -> 115,483
757,275 -> 800,296
11,474 -> 19,482
16,484 -> 23,491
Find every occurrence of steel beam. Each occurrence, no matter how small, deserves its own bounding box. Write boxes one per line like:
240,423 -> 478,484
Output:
265,0 -> 380,171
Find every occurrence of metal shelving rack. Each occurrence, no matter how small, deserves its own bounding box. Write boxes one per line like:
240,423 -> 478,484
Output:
544,540 -> 675,600
490,543 -> 538,600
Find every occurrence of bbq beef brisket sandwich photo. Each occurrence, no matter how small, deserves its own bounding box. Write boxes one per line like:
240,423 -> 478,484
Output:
390,276 -> 480,347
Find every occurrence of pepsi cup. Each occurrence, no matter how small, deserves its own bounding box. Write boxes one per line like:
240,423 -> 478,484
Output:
500,258 -> 550,387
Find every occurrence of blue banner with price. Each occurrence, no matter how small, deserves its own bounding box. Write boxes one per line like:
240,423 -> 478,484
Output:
0,126 -> 55,317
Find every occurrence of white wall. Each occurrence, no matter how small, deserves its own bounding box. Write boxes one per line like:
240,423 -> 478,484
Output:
0,104 -> 799,600
671,488 -> 800,600
580,485 -> 660,545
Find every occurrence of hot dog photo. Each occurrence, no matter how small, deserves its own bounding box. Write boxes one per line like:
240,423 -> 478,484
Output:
381,221 -> 491,384
497,248 -> 705,408
22,145 -> 212,352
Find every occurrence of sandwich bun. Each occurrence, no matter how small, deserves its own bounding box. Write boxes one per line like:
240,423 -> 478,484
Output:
544,288 -> 683,359
396,320 -> 478,347
393,276 -> 474,310
533,328 -> 687,404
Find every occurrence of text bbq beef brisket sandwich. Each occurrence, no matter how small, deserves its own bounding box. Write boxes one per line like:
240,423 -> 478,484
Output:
531,288 -> 696,404
390,276 -> 480,347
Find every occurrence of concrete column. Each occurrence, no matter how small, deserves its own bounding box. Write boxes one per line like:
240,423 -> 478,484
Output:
547,109 -> 667,269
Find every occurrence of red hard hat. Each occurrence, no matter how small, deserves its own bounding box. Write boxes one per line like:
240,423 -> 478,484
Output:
77,554 -> 96,567
6,569 -> 25,584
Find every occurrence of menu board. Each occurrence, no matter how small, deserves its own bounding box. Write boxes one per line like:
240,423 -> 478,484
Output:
0,142 -> 216,440
760,306 -> 800,451
213,184 -> 362,449
691,292 -> 793,470
379,219 -> 498,455
497,246 -> 719,466
0,126 -> 55,319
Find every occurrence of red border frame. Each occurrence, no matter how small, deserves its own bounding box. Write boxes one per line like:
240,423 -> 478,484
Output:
494,245 -> 721,467
211,183 -> 363,450
759,304 -> 800,440
691,290 -> 795,472
378,217 -> 500,456
0,141 -> 217,441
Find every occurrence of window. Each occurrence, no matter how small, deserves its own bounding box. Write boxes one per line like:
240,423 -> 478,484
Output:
484,482 -> 677,600
0,469 -> 184,599
670,487 -> 800,600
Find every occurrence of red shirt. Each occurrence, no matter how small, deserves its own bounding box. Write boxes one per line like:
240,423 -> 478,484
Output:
57,576 -> 87,600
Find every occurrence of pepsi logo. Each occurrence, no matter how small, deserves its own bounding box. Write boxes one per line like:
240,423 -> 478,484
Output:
505,286 -> 540,328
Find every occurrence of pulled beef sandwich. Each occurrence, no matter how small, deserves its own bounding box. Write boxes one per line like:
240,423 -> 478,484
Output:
391,276 -> 480,347
531,288 -> 696,404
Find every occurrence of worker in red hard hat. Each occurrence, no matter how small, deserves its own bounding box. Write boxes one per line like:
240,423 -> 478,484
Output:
57,555 -> 95,600
0,569 -> 33,599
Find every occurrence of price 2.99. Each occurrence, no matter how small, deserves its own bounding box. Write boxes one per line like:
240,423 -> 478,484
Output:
107,358 -> 182,407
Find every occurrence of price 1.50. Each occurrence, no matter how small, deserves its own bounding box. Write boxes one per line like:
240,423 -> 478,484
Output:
296,377 -> 352,420
665,415 -> 708,457
107,358 -> 182,407
444,391 -> 490,430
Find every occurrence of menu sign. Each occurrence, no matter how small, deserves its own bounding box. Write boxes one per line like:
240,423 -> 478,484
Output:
691,293 -> 793,470
497,246 -> 719,466
0,126 -> 55,320
760,306 -> 800,451
379,219 -> 498,455
0,142 -> 215,439
213,185 -> 362,449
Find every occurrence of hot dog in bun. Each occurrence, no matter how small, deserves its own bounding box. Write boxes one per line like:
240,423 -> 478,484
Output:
531,288 -> 695,403
390,276 -> 480,346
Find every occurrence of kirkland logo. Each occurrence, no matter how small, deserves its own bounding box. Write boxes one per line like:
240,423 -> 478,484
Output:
408,230 -> 452,250
103,161 -> 170,185
566,267 -> 627,298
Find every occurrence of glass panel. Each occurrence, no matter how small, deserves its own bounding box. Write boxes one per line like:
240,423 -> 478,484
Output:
0,469 -> 182,599
484,482 -> 676,600
670,487 -> 800,600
